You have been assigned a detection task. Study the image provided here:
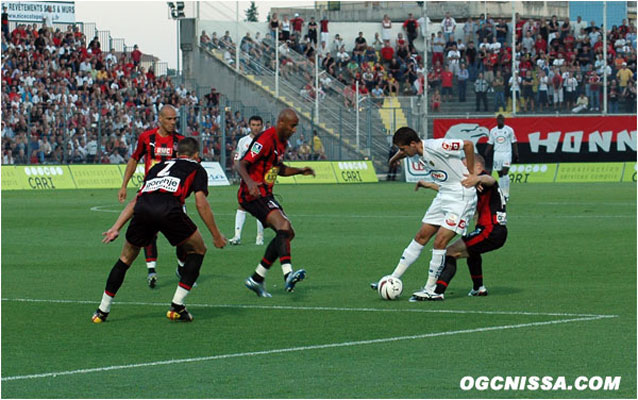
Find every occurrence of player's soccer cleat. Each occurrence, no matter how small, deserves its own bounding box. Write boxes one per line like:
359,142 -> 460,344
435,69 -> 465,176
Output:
147,272 -> 158,288
244,277 -> 272,297
91,308 -> 109,323
284,269 -> 306,292
409,288 -> 445,302
255,235 -> 264,246
229,237 -> 241,245
175,267 -> 197,287
166,304 -> 193,322
468,286 -> 488,296
370,282 -> 378,290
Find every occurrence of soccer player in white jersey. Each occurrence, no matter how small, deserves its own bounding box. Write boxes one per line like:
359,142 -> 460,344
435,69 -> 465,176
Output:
485,114 -> 518,201
374,127 -> 478,301
229,116 -> 265,245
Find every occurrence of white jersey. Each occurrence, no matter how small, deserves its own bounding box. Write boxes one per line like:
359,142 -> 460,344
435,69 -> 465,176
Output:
488,125 -> 516,154
419,139 -> 474,194
234,134 -> 255,161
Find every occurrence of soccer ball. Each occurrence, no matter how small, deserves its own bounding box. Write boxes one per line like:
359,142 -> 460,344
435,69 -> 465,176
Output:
377,275 -> 403,300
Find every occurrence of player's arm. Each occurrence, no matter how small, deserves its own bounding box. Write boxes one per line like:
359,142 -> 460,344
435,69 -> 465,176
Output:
512,141 -> 519,163
463,173 -> 496,189
237,158 -> 260,197
388,148 -> 407,167
194,190 -> 227,248
415,180 -> 439,192
102,197 -> 137,243
279,164 -> 315,177
118,157 -> 138,203
462,140 -> 476,175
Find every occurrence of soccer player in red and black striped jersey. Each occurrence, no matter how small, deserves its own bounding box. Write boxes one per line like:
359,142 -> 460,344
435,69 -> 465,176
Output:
92,138 -> 227,323
417,154 -> 507,299
237,109 -> 315,297
118,105 -> 185,288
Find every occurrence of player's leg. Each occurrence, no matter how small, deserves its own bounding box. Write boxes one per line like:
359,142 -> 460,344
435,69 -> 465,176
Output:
144,236 -> 158,287
92,241 -> 141,323
499,164 -> 511,201
265,209 -> 306,292
391,222 -> 438,279
230,207 -> 247,245
467,254 -> 487,296
434,237 -> 470,295
166,230 -> 207,321
255,218 -> 264,245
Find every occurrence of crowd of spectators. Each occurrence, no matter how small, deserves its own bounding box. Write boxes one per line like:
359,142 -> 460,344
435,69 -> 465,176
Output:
201,11 -> 637,114
0,20 -> 276,166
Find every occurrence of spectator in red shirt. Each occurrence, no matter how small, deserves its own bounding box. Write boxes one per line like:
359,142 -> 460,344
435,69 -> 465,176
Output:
131,44 -> 142,66
534,34 -> 547,55
402,13 -> 419,47
291,13 -> 304,35
320,16 -> 329,44
380,40 -> 394,66
440,65 -> 453,101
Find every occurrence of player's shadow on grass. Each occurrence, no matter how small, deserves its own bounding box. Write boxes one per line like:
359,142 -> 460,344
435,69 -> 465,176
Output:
444,286 -> 523,299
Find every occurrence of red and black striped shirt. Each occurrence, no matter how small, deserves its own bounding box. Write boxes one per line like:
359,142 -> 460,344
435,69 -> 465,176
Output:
137,157 -> 208,205
475,171 -> 507,228
131,127 -> 185,175
237,127 -> 286,203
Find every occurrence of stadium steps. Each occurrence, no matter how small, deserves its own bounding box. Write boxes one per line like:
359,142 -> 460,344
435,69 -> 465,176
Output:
379,97 -> 408,134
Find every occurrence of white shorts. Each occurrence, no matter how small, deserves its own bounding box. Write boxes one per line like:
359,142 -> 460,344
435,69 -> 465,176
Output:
422,188 -> 477,235
320,32 -> 330,44
493,152 -> 512,171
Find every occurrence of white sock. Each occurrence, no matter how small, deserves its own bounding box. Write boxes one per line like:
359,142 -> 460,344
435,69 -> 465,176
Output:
255,263 -> 269,279
425,249 -> 447,290
256,220 -> 264,237
391,239 -> 424,279
500,174 -> 510,198
281,263 -> 293,276
172,286 -> 190,306
146,261 -> 156,271
234,209 -> 247,238
99,292 -> 114,313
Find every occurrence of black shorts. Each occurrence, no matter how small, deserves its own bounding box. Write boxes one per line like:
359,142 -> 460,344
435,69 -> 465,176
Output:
462,225 -> 507,256
240,195 -> 286,226
126,193 -> 198,247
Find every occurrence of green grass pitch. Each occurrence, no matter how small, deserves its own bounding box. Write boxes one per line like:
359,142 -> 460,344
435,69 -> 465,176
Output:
1,182 -> 636,398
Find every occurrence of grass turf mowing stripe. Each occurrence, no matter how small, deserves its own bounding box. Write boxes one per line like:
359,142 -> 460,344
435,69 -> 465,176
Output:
2,297 -> 617,318
1,315 -> 615,382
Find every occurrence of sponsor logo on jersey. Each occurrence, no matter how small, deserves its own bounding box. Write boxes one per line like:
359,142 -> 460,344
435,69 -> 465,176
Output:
141,176 -> 181,193
251,142 -> 263,156
264,166 -> 279,184
155,147 -> 173,157
442,141 -> 461,151
445,213 -> 459,227
458,219 -> 467,229
428,169 -> 448,182
496,136 -> 506,144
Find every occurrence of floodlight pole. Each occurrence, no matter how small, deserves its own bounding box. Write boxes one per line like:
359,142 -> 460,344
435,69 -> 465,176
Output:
511,1 -> 516,115
603,1 -> 608,114
235,1 -> 239,72
275,27 -> 279,98
422,0 -> 428,138
315,49 -> 319,125
176,20 -> 180,75
356,80 -> 360,151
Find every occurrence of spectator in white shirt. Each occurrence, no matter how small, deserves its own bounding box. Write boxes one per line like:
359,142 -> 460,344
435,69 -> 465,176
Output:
441,12 -> 456,42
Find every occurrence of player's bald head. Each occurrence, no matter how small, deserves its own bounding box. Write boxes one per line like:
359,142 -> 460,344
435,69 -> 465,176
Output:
159,105 -> 177,118
277,108 -> 298,124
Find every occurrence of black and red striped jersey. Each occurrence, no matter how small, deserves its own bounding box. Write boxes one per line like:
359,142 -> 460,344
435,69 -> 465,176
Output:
475,171 -> 507,228
137,157 -> 208,205
131,127 -> 185,175
237,127 -> 286,203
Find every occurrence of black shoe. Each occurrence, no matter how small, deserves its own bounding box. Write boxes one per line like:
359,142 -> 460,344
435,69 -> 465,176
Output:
166,303 -> 193,322
92,308 -> 109,323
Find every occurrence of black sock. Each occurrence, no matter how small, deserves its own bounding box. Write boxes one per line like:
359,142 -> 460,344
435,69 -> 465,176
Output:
435,256 -> 457,294
467,254 -> 483,290
275,230 -> 292,266
105,259 -> 131,296
179,253 -> 204,289
144,237 -> 158,262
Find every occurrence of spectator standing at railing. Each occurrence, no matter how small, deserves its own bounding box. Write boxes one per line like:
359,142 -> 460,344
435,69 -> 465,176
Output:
281,15 -> 291,41
563,71 -> 578,110
403,13 -> 419,47
381,14 -> 392,42
131,44 -> 142,67
457,63 -> 469,102
1,6 -> 8,41
474,72 -> 489,111
442,12 -> 456,43
521,70 -> 535,112
617,62 -> 633,92
320,16 -> 329,45
622,80 -> 636,113
464,17 -> 478,45
269,13 -> 280,42
307,16 -> 317,45
291,13 -> 304,36
537,69 -> 549,112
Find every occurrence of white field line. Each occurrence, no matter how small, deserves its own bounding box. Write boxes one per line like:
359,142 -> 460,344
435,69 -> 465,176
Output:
1,314 -> 614,382
89,205 -> 634,219
1,297 -> 617,318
